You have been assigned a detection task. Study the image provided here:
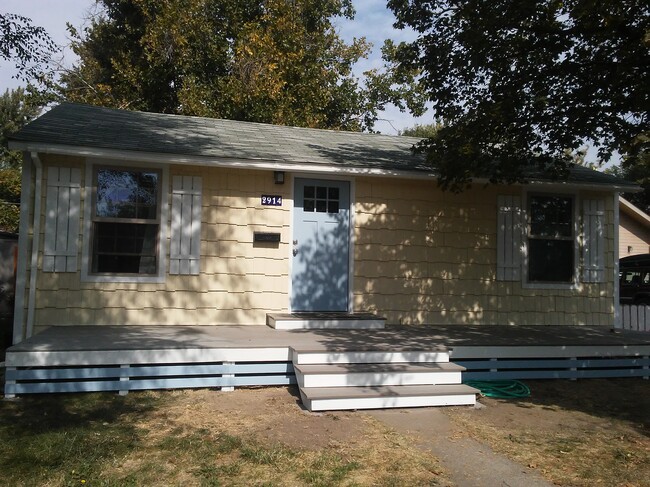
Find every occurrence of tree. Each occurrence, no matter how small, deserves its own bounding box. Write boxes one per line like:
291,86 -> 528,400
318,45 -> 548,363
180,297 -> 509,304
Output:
57,0 -> 422,131
387,0 -> 649,189
0,12 -> 57,81
0,88 -> 41,232
607,155 -> 650,214
400,122 -> 442,138
1,88 -> 41,168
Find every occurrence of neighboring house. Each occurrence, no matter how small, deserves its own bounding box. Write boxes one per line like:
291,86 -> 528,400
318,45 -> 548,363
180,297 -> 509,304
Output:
619,197 -> 650,257
7,103 -> 638,343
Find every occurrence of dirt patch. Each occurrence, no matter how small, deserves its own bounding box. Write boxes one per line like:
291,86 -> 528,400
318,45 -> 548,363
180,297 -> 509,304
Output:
173,386 -> 368,450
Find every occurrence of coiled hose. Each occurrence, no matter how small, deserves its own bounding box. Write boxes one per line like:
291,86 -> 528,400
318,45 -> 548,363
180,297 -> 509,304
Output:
464,380 -> 531,398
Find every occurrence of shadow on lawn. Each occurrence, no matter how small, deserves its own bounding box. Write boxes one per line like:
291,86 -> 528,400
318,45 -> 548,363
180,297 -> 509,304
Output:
502,378 -> 650,436
0,391 -> 161,433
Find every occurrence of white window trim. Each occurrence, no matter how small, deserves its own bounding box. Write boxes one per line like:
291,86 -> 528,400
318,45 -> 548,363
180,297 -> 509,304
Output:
521,188 -> 580,290
81,159 -> 169,283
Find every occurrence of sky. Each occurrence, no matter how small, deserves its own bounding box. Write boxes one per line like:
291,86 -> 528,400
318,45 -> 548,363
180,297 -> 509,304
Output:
0,0 -> 432,135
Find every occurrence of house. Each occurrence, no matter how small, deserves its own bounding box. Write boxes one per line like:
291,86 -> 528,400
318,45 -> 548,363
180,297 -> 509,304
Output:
8,103 -> 638,344
619,197 -> 650,257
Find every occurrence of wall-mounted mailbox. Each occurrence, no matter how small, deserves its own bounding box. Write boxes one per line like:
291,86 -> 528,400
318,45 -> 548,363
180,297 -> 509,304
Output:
253,232 -> 281,243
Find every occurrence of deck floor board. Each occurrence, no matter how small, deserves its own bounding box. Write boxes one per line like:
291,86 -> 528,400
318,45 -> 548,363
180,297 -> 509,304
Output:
8,324 -> 650,354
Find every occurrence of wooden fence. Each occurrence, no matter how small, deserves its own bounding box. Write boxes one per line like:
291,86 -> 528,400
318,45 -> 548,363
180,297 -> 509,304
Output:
620,305 -> 650,332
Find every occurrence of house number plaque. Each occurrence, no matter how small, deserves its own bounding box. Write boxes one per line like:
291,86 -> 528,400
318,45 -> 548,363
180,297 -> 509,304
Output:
261,195 -> 282,206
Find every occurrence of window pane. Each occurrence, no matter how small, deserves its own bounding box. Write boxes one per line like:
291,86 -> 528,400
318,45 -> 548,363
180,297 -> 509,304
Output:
328,187 -> 339,200
316,200 -> 327,212
304,186 -> 315,199
528,239 -> 574,282
96,169 -> 158,219
530,196 -> 572,238
328,200 -> 339,213
92,222 -> 158,274
303,199 -> 315,212
316,186 -> 327,199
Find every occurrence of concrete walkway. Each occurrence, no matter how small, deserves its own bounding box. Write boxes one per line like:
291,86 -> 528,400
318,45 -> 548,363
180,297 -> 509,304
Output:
369,407 -> 555,487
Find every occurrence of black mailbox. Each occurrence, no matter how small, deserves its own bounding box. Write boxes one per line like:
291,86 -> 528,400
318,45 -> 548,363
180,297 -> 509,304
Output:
253,232 -> 281,243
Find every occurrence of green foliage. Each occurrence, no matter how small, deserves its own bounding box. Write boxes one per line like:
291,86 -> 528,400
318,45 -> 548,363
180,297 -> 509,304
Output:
1,87 -> 41,168
0,12 -> 57,81
0,88 -> 41,232
400,122 -> 442,138
387,0 -> 650,189
56,0 -> 420,131
607,154 -> 650,214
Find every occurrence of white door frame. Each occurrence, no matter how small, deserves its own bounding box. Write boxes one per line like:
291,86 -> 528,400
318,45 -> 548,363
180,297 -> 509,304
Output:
288,172 -> 355,313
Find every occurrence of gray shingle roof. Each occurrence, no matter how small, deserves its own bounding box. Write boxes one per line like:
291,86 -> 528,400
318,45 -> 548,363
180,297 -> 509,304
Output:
10,102 -> 638,189
11,102 -> 430,172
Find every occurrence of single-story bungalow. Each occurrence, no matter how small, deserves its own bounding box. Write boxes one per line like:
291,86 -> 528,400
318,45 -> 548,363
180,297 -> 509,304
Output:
8,103 -> 638,343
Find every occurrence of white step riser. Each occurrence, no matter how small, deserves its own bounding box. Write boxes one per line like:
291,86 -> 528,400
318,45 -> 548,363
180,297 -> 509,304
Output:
270,319 -> 385,330
305,393 -> 477,412
293,351 -> 450,365
298,371 -> 463,388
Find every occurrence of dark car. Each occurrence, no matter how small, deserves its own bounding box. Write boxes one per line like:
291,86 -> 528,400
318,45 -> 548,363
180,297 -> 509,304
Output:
619,254 -> 650,305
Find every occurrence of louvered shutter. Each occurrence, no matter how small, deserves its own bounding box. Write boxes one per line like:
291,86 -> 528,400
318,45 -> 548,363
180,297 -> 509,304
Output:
497,195 -> 523,281
43,167 -> 81,272
582,199 -> 605,283
170,176 -> 202,275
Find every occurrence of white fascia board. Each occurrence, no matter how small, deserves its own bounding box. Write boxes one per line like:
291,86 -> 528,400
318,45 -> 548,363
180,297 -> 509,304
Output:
9,140 -> 638,191
8,141 -> 438,180
524,180 -> 639,193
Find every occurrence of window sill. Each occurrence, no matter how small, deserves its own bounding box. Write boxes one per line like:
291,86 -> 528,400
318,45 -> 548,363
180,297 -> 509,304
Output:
81,273 -> 166,284
522,281 -> 578,291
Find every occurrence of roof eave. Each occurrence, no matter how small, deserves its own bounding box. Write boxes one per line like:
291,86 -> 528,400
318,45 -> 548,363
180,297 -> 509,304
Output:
8,140 -> 439,180
10,140 -> 638,192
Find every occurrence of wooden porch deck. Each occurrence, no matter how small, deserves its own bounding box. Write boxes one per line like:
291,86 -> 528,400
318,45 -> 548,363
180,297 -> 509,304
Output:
4,325 -> 650,399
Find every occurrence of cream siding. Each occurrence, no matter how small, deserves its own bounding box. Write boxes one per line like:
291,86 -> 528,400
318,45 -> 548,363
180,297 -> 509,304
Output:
22,156 -> 616,335
352,177 -> 615,326
29,157 -> 291,334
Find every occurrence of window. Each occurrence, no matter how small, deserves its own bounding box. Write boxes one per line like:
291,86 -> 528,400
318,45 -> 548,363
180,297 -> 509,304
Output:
91,167 -> 161,275
303,185 -> 340,213
527,195 -> 575,283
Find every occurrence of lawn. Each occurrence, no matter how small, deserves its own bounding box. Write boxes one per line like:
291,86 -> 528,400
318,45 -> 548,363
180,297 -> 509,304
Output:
0,387 -> 450,487
1,379 -> 648,486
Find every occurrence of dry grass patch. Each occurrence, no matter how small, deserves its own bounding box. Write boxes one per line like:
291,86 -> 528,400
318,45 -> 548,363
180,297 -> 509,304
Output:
444,379 -> 650,487
1,386 -> 451,486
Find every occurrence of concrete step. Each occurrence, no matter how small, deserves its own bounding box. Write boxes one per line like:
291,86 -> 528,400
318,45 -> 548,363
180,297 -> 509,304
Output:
294,362 -> 465,388
291,349 -> 450,365
300,384 -> 479,411
267,312 -> 385,330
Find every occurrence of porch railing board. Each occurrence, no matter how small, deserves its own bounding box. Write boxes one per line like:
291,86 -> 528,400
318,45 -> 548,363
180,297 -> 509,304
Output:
6,363 -> 295,381
464,368 -> 649,381
4,360 -> 296,396
455,357 -> 650,371
459,355 -> 650,381
620,305 -> 650,332
7,374 -> 296,395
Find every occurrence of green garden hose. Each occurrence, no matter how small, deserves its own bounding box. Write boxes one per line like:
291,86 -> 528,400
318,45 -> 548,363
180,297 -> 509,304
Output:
464,380 -> 531,399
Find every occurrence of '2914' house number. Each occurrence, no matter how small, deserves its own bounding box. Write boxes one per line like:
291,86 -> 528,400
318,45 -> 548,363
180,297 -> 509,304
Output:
261,195 -> 282,206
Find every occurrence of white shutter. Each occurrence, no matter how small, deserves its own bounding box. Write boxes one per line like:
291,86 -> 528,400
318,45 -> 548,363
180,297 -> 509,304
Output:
43,167 -> 81,272
170,175 -> 202,275
583,199 -> 605,283
497,195 -> 523,281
